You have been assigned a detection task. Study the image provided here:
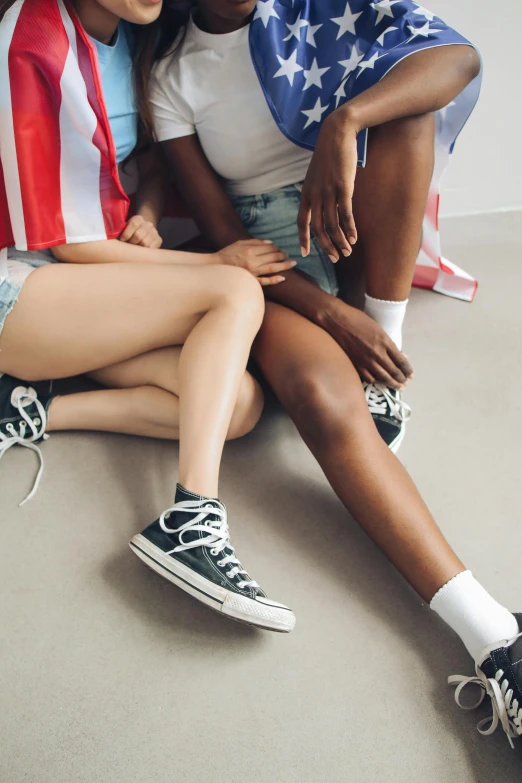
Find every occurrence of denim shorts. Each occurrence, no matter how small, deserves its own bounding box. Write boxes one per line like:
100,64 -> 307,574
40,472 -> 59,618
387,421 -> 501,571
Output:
231,183 -> 339,297
0,248 -> 55,336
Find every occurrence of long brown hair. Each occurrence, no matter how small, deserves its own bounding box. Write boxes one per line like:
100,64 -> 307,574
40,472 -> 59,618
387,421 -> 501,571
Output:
130,1 -> 194,155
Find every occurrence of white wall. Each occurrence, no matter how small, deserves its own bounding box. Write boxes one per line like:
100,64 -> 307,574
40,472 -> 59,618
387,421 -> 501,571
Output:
428,0 -> 522,216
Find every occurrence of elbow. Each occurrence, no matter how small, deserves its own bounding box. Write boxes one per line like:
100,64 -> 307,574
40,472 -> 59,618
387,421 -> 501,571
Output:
460,45 -> 481,84
50,243 -> 70,262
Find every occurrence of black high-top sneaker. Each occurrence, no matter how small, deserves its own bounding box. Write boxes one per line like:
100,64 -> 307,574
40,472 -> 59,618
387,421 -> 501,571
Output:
363,382 -> 411,453
130,485 -> 296,633
448,613 -> 522,747
0,373 -> 54,505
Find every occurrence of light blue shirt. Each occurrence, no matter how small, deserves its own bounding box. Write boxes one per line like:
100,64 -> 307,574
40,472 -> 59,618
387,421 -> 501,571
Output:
91,24 -> 138,164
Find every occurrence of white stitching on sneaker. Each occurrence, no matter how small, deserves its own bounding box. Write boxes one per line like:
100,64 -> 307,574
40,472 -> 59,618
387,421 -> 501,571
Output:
448,632 -> 522,749
0,386 -> 49,506
363,382 -> 411,422
160,500 -> 259,591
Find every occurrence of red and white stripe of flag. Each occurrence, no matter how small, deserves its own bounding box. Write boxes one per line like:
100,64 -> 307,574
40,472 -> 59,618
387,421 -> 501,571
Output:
0,0 -> 128,259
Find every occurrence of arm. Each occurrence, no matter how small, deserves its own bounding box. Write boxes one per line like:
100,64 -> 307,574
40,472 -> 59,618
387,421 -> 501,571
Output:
299,45 -> 481,257
161,135 -> 412,388
118,146 -> 167,249
134,145 -> 167,228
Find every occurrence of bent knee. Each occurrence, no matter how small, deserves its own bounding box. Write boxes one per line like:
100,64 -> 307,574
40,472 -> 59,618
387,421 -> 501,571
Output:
282,369 -> 370,444
215,266 -> 265,325
227,373 -> 264,439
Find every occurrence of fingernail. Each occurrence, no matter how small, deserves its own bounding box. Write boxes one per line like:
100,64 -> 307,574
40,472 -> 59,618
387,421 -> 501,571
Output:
328,254 -> 338,263
290,261 -> 297,266
264,240 -> 273,244
349,237 -> 357,245
342,249 -> 351,257
300,246 -> 308,257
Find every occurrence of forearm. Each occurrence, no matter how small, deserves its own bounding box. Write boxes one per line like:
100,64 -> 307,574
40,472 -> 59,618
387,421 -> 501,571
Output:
51,239 -> 216,265
339,45 -> 480,133
135,173 -> 166,227
134,147 -> 168,227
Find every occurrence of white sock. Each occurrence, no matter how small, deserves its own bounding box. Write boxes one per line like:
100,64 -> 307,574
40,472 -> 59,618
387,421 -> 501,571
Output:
364,294 -> 408,351
430,570 -> 518,661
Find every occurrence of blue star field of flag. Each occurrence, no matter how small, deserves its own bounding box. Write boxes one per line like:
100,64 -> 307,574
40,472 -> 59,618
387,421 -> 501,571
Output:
249,0 -> 480,165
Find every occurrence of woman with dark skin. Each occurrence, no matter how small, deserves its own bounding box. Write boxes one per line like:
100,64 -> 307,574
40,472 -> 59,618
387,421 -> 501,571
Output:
148,0 -> 522,744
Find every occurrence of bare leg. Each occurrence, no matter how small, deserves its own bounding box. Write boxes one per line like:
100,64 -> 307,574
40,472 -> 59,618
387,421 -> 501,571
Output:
349,113 -> 435,301
45,347 -> 263,440
254,303 -> 464,602
0,261 -> 264,496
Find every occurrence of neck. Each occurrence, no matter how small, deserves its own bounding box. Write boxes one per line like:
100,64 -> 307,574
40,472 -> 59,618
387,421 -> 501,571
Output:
72,0 -> 119,44
195,9 -> 253,35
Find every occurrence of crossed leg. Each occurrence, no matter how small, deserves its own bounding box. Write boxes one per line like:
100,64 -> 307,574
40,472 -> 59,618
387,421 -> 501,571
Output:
0,259 -> 265,496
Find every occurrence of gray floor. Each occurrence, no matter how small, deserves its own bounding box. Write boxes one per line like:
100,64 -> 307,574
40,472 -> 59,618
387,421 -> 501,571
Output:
1,212 -> 522,782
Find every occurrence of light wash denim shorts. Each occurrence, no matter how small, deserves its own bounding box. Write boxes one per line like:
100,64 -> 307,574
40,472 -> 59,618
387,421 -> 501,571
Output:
231,183 -> 339,297
0,248 -> 55,336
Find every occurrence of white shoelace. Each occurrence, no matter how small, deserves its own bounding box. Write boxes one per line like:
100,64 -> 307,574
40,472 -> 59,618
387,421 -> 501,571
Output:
0,386 -> 49,506
363,382 -> 412,422
448,636 -> 522,748
160,499 -> 259,590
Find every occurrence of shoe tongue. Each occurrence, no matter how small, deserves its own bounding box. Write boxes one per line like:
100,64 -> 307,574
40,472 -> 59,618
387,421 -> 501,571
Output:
173,484 -> 224,544
175,483 -> 220,507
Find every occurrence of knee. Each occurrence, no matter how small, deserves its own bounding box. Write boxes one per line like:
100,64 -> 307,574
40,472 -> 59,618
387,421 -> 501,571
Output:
227,373 -> 264,439
282,368 -> 369,447
216,266 -> 265,329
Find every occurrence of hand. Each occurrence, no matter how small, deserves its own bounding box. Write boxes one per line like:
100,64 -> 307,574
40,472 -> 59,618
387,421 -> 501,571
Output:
215,239 -> 297,287
120,215 -> 163,249
321,299 -> 414,389
298,112 -> 358,261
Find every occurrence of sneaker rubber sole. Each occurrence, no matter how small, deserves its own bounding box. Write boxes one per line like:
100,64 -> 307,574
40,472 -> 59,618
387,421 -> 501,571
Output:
129,534 -> 296,633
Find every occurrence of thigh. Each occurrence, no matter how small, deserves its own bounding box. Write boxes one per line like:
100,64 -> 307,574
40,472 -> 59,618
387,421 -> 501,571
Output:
89,346 -> 183,394
0,261 -> 234,381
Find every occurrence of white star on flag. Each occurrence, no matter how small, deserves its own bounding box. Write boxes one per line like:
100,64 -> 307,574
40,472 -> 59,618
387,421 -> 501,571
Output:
376,26 -> 398,45
356,51 -> 381,78
306,23 -> 322,48
302,97 -> 330,128
413,5 -> 436,21
254,0 -> 280,28
338,44 -> 363,78
274,49 -> 304,86
370,0 -> 401,25
331,2 -> 363,40
303,57 -> 331,90
283,11 -> 308,42
407,21 -> 443,39
334,78 -> 348,108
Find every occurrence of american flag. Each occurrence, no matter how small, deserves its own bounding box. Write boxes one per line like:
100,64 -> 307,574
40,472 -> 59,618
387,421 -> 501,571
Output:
0,0 -> 481,300
0,0 -> 129,263
250,0 -> 482,300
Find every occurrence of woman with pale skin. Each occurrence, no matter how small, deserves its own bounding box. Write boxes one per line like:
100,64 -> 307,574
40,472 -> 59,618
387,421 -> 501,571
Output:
1,0 -> 522,747
0,0 -> 297,632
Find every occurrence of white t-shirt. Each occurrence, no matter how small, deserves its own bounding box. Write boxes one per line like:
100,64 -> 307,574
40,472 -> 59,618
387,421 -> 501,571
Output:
150,19 -> 313,197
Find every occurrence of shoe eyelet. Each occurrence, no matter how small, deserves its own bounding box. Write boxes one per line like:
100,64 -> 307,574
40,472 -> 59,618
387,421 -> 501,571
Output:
210,548 -> 218,556
33,418 -> 41,426
216,560 -> 224,567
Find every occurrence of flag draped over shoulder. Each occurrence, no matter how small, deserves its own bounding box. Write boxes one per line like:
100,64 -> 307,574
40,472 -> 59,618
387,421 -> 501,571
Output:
0,0 -> 129,254
250,0 -> 482,301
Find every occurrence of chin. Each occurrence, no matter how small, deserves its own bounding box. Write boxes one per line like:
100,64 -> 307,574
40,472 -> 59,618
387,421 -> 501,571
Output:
125,1 -> 163,25
221,1 -> 257,20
